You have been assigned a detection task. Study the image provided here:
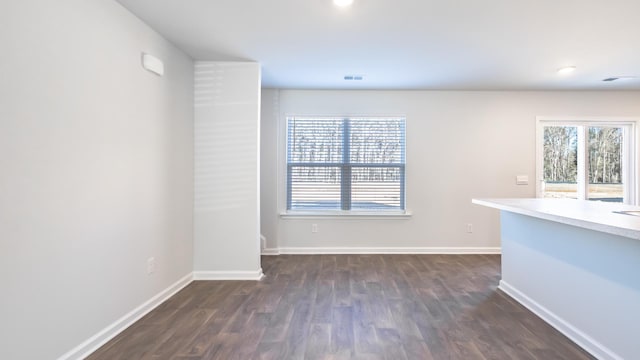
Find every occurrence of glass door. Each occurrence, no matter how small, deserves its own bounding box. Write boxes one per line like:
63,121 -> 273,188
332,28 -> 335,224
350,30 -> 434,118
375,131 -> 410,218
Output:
538,120 -> 634,204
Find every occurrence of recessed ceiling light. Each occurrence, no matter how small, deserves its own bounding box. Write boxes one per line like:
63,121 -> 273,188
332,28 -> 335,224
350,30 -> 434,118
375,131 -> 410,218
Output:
333,0 -> 354,7
557,66 -> 576,75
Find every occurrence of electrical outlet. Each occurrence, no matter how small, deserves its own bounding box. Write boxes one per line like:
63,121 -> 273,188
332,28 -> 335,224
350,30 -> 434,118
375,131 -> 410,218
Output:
147,257 -> 156,275
466,223 -> 473,233
311,224 -> 318,233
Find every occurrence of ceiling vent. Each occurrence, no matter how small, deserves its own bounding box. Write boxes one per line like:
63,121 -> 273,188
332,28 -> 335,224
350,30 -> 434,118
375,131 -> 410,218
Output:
602,76 -> 638,82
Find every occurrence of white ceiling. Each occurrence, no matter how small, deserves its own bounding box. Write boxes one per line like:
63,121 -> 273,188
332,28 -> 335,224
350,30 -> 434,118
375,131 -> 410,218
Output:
116,0 -> 640,90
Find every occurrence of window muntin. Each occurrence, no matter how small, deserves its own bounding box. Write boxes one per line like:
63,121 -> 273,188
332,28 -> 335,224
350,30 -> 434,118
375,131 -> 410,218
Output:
286,116 -> 406,212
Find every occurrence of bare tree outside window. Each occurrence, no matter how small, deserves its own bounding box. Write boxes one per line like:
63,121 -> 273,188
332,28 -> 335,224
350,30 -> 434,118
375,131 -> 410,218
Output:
543,125 -> 624,202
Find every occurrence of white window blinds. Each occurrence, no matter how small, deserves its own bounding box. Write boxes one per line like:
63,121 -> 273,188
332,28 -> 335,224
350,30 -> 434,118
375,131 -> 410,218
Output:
287,116 -> 406,211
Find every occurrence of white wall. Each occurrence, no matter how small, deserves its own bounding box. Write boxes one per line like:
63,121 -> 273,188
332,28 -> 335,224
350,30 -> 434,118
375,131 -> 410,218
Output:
260,89 -> 640,251
194,62 -> 262,277
0,1 -> 194,359
260,89 -> 280,250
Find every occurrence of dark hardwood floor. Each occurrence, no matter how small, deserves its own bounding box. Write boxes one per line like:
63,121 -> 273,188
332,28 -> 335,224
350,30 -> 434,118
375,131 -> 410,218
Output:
88,255 -> 594,359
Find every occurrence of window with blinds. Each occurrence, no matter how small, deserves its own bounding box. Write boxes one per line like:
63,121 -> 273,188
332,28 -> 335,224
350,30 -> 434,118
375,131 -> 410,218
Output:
286,116 -> 406,211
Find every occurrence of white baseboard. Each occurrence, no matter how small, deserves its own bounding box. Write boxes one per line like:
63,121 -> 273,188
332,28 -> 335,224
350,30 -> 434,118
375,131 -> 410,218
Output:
193,268 -> 264,280
261,247 -> 280,255
499,280 -> 621,360
274,247 -> 501,255
57,273 -> 193,360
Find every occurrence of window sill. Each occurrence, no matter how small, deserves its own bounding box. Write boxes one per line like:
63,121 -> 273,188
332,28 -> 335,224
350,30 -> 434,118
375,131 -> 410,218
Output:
280,211 -> 412,220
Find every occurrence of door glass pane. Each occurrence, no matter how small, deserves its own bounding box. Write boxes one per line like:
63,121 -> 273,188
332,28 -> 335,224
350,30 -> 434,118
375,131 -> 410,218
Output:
588,127 -> 623,202
542,126 -> 578,198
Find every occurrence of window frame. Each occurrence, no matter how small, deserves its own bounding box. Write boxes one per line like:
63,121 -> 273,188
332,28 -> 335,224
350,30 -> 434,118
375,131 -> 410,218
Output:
279,114 -> 411,218
535,116 -> 639,205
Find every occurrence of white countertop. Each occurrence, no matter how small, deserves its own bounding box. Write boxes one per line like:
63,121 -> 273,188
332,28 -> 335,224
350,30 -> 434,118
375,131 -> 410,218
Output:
472,198 -> 640,240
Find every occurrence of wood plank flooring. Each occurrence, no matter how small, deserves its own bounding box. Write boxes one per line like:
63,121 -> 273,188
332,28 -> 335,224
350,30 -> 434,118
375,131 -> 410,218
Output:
88,255 -> 594,359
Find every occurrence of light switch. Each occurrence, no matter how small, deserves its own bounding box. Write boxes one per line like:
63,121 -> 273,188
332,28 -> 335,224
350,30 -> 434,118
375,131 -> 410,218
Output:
516,175 -> 529,185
